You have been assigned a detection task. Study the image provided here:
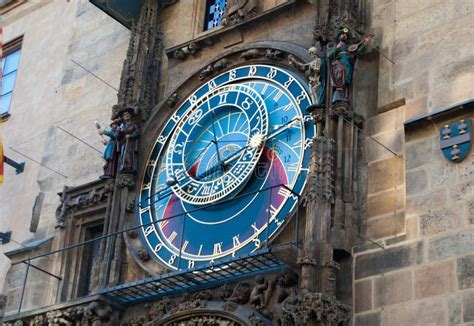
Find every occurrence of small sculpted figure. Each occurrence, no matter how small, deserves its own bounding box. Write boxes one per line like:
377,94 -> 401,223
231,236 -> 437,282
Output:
118,110 -> 140,174
97,120 -> 120,179
289,44 -> 326,108
328,27 -> 371,104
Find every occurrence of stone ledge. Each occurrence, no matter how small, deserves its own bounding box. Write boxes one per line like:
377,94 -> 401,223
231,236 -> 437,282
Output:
165,0 -> 297,60
404,98 -> 474,129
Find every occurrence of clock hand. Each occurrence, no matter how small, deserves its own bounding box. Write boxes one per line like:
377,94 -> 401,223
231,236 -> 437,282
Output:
163,117 -> 302,194
210,111 -> 224,172
184,140 -> 214,168
192,118 -> 302,181
264,117 -> 301,141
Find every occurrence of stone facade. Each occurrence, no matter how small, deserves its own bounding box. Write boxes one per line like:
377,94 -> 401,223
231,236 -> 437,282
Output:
354,1 -> 474,325
1,0 -> 473,325
0,0 -> 129,313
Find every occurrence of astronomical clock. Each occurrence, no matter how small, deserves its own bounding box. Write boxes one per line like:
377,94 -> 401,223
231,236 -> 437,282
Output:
137,64 -> 315,270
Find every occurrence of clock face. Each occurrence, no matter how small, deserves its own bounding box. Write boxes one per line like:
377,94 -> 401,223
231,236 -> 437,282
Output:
138,64 -> 314,270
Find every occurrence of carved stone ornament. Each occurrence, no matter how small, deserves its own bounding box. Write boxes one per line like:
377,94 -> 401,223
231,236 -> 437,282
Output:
199,58 -> 230,80
240,48 -> 264,60
117,173 -> 135,189
280,293 -> 351,325
115,0 -> 163,123
138,247 -> 151,262
55,181 -> 113,228
166,93 -> 181,108
222,0 -> 258,26
304,136 -> 335,205
173,42 -> 200,60
5,301 -> 115,326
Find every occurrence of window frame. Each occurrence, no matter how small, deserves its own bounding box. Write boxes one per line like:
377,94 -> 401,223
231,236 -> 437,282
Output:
1,36 -> 22,121
203,0 -> 228,32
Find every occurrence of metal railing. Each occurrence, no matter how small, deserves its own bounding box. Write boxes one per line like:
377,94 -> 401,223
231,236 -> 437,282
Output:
10,183 -> 301,314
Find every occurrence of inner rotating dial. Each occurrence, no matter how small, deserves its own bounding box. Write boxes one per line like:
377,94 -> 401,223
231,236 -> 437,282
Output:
166,84 -> 268,205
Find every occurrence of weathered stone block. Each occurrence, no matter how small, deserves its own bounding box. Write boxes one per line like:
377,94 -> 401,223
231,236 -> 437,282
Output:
406,168 -> 428,196
368,157 -> 404,194
367,188 -> 405,218
419,208 -> 464,236
450,178 -> 474,202
414,260 -> 455,299
427,161 -> 458,189
406,136 -> 436,170
354,311 -> 381,326
354,279 -> 372,313
405,216 -> 419,239
366,129 -> 404,162
449,294 -> 462,325
355,241 -> 423,279
381,298 -> 446,326
366,109 -> 404,138
367,212 -> 405,240
458,157 -> 474,181
469,199 -> 474,224
404,96 -> 428,121
428,229 -> 474,262
374,270 -> 413,308
406,188 -> 447,215
463,291 -> 474,322
458,254 -> 474,290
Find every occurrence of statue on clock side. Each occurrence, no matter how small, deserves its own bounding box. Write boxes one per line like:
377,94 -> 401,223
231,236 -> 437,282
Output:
118,109 -> 140,175
97,120 -> 121,179
328,27 -> 371,104
288,43 -> 327,110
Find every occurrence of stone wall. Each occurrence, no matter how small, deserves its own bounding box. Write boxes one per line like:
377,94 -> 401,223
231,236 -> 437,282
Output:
355,111 -> 474,325
355,1 -> 474,324
0,0 -> 129,311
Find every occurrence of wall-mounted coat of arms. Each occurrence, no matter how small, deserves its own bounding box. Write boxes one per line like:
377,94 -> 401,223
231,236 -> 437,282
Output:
440,118 -> 472,162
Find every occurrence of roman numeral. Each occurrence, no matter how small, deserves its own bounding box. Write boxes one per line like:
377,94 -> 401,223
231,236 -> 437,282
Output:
181,240 -> 189,252
269,204 -> 278,218
213,242 -> 223,255
251,223 -> 259,233
219,92 -> 228,104
288,162 -> 299,172
159,219 -> 169,229
168,231 -> 177,243
281,103 -> 293,111
274,90 -> 283,102
188,260 -> 195,268
198,244 -> 203,256
233,235 -> 241,247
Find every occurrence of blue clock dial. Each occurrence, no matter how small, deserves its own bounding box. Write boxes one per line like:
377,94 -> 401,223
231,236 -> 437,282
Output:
138,65 -> 314,270
166,84 -> 268,205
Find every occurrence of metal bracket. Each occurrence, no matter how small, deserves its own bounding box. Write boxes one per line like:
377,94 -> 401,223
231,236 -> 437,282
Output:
4,155 -> 25,174
0,231 -> 12,244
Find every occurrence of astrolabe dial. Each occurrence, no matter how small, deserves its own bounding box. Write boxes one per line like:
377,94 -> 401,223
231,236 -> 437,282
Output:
166,84 -> 268,205
138,64 -> 314,270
